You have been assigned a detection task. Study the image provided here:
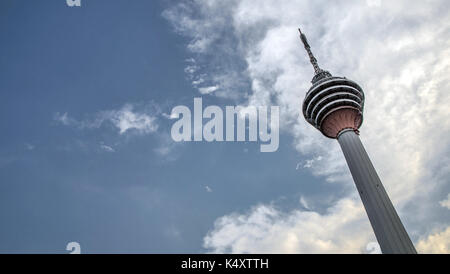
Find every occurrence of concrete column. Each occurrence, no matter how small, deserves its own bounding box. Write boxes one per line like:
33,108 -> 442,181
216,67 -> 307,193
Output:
337,130 -> 416,254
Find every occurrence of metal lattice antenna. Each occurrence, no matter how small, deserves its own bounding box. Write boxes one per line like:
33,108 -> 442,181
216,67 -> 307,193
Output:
298,28 -> 332,83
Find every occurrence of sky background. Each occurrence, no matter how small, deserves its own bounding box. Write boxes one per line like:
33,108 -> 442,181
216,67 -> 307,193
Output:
0,0 -> 449,253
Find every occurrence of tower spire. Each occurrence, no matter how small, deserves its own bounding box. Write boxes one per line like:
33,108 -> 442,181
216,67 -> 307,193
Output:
298,28 -> 332,84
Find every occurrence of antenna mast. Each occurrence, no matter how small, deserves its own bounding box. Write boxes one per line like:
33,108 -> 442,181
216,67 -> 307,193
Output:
298,28 -> 332,83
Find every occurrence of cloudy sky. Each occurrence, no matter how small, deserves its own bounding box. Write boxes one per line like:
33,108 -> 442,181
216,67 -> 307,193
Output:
1,0 -> 449,253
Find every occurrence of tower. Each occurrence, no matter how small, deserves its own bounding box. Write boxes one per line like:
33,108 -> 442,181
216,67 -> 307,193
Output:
299,28 -> 417,254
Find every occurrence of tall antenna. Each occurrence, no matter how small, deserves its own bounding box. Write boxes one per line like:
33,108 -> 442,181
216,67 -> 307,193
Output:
298,28 -> 332,83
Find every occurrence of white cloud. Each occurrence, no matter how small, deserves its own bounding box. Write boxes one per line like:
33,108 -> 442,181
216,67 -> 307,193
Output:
184,65 -> 198,76
162,3 -> 226,53
198,85 -> 219,95
165,0 -> 450,253
108,104 -> 158,135
100,144 -> 115,152
192,78 -> 205,86
55,104 -> 158,135
299,196 -> 310,210
416,226 -> 450,254
203,198 -> 374,253
302,156 -> 323,169
54,112 -> 74,126
366,0 -> 381,8
440,194 -> 450,210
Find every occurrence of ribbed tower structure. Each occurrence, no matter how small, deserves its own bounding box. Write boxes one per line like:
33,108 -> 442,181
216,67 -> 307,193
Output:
299,28 -> 417,254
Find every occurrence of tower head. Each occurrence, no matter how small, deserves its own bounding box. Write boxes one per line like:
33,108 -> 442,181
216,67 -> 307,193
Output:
299,28 -> 365,139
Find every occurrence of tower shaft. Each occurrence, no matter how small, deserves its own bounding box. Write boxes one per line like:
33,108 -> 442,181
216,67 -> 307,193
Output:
338,130 -> 417,254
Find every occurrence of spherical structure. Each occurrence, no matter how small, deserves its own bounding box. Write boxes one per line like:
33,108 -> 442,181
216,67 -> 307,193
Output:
302,76 -> 365,139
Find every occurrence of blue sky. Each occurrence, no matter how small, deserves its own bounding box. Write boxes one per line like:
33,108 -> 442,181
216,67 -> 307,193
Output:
1,0 -> 450,253
0,0 -> 330,253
